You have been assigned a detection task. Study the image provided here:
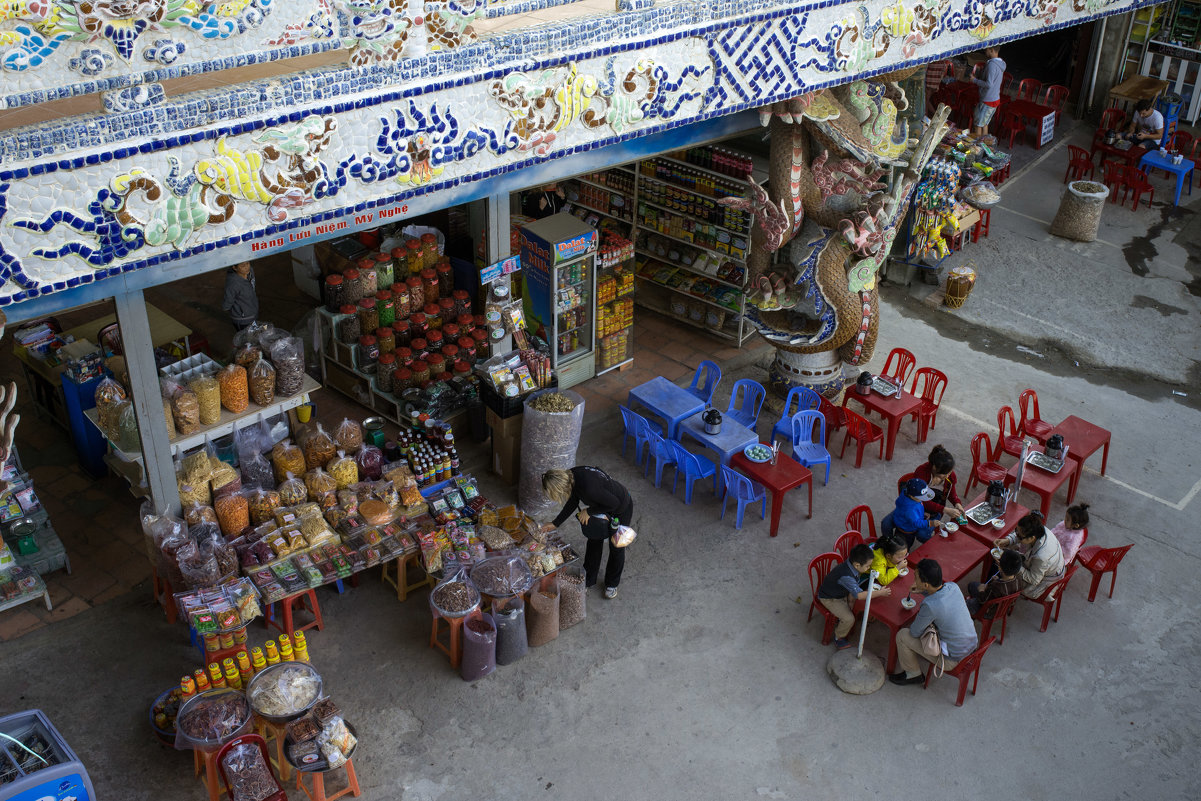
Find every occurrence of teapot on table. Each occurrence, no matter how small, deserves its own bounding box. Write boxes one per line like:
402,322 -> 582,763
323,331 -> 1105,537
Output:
986,479 -> 1006,512
1044,433 -> 1065,461
702,407 -> 722,435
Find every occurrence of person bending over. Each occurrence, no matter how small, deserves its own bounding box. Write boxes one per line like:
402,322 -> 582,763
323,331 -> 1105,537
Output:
870,533 -> 909,587
913,444 -> 965,520
1125,99 -> 1164,151
543,466 -> 633,599
967,549 -> 1022,616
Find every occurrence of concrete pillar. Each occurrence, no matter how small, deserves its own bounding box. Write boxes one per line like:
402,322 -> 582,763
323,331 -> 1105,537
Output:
115,289 -> 178,514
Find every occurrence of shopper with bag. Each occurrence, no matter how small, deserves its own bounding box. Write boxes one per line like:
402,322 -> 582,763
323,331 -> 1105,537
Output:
889,559 -> 978,686
542,467 -> 633,599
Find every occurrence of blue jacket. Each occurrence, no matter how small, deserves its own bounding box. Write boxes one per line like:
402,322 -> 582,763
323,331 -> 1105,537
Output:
893,493 -> 933,543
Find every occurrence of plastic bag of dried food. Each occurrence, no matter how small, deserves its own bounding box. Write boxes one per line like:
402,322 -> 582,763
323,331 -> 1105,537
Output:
304,467 -> 337,502
170,384 -> 201,435
278,473 -> 307,507
271,440 -> 305,485
270,336 -> 305,396
140,503 -> 187,566
518,389 -> 585,518
94,376 -> 127,408
239,450 -> 274,489
326,451 -> 358,489
220,741 -> 278,801
184,501 -> 219,527
190,374 -> 221,426
215,491 -> 250,537
236,424 -> 268,463
460,612 -> 497,682
180,543 -> 221,589
233,321 -> 271,352
557,563 -> 586,629
333,418 -> 363,452
218,364 -> 249,413
1050,180 -> 1110,243
958,180 -> 1001,209
526,575 -> 560,646
355,444 -> 384,481
429,564 -> 481,618
233,341 -> 261,372
247,489 -> 281,525
248,358 -> 275,406
469,553 -> 533,597
493,596 -> 529,665
302,424 -> 336,470
100,399 -> 140,451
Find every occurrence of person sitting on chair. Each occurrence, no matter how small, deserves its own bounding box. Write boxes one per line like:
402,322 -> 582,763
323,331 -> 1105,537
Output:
817,544 -> 891,650
881,478 -> 942,548
870,533 -> 909,587
994,511 -> 1065,599
889,558 -> 979,686
967,549 -> 1022,616
913,444 -> 966,521
1124,99 -> 1164,151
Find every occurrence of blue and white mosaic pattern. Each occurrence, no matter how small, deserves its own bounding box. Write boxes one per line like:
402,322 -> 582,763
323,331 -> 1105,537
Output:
0,0 -> 1156,307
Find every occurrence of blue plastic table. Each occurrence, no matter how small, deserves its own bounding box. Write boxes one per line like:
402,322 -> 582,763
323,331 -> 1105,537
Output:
1137,150 -> 1194,205
627,376 -> 706,440
677,412 -> 758,490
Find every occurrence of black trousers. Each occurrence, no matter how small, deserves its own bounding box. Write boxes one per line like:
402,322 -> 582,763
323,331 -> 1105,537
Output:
580,514 -> 626,589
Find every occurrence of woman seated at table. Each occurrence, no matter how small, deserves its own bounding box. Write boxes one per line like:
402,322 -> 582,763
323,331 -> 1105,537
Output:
881,478 -> 942,549
870,533 -> 909,587
912,444 -> 966,521
993,511 -> 1065,598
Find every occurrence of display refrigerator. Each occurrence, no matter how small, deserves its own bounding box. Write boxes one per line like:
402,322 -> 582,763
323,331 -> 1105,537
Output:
520,213 -> 599,390
0,709 -> 94,801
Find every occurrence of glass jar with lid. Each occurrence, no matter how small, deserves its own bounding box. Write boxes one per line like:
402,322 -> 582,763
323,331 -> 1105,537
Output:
425,328 -> 444,353
375,326 -> 395,355
406,275 -> 425,310
411,360 -> 431,385
391,283 -> 410,320
437,297 -> 455,322
323,274 -> 345,312
395,346 -> 413,368
373,251 -> 394,291
421,233 -> 440,269
357,297 -> 379,334
457,336 -> 476,362
436,262 -> 453,297
357,335 -> 379,373
338,304 -> 361,344
376,352 -> 396,393
441,343 -> 459,363
423,302 -> 442,329
342,268 -> 363,305
442,323 -> 460,343
355,257 -> 377,299
392,320 -> 411,348
410,338 -> 429,361
376,290 -> 395,327
394,367 -> 413,392
425,353 -> 446,376
452,290 -> 471,318
405,239 -> 423,275
409,312 -> 428,340
420,268 -> 438,306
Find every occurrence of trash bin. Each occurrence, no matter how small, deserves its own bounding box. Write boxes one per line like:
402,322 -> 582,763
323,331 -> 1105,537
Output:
1050,181 -> 1110,242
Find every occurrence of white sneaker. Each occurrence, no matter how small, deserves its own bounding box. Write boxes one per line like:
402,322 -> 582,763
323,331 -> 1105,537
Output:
603,586 -> 618,600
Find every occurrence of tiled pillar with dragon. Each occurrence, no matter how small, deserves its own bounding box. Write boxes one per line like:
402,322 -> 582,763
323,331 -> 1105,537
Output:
727,69 -> 950,401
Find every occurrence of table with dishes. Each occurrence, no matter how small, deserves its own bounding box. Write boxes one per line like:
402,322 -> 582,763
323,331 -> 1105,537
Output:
841,385 -> 922,461
1006,453 -> 1076,518
677,412 -> 758,490
730,446 -> 813,536
1137,149 -> 1194,205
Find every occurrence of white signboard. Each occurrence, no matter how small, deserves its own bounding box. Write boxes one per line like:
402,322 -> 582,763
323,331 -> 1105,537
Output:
1039,112 -> 1057,147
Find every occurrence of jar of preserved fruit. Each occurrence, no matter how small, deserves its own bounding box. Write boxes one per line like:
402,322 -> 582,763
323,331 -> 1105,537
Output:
411,359 -> 430,384
373,251 -> 394,290
395,346 -> 413,368
442,323 -> 460,343
457,336 -> 477,362
355,258 -> 377,299
452,290 -> 471,318
323,274 -> 345,312
438,297 -> 455,321
421,232 -> 440,269
357,335 -> 379,373
357,297 -> 379,334
376,290 -> 395,327
423,302 -> 442,329
409,312 -> 428,340
425,353 -> 446,376
376,352 -> 396,393
392,320 -> 411,348
410,338 -> 429,361
342,268 -> 363,305
425,328 -> 444,353
394,367 -> 413,391
375,326 -> 395,354
405,239 -> 423,275
391,283 -> 410,320
436,262 -> 453,297
420,268 -> 438,306
338,304 -> 361,344
441,343 -> 459,363
406,275 -> 424,310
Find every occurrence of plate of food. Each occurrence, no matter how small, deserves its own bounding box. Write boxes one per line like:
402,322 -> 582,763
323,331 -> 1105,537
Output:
991,547 -> 1004,560
743,444 -> 773,463
900,597 -> 917,610
943,521 -> 959,533
1027,451 -> 1065,473
965,502 -> 999,526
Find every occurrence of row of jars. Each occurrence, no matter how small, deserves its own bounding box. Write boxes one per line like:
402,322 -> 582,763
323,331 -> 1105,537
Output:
336,303 -> 485,349
324,262 -> 461,314
356,329 -> 488,373
322,239 -> 452,312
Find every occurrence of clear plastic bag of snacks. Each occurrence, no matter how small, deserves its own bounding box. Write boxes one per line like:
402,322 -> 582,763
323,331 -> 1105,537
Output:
190,374 -> 221,426
248,358 -> 275,406
271,440 -> 305,485
302,424 -> 337,471
334,418 -> 363,451
218,364 -> 249,413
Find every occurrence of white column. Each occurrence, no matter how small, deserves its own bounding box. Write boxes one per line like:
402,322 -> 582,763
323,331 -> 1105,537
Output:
115,289 -> 178,514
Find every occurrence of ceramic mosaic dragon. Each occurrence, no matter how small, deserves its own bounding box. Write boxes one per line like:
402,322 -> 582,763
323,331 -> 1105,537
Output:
737,72 -> 950,399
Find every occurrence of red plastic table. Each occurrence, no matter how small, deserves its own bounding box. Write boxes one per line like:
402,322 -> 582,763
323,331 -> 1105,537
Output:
959,492 -> 1030,547
1050,415 -> 1111,500
842,389 -> 922,461
1006,456 -> 1076,518
730,449 -> 813,536
857,530 -> 990,672
1006,98 -> 1058,149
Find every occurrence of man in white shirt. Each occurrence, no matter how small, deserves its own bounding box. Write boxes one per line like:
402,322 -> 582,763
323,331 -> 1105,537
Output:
1125,99 -> 1165,151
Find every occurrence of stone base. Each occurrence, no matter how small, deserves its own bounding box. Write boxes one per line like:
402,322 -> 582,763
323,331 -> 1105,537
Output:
767,348 -> 845,399
826,648 -> 887,695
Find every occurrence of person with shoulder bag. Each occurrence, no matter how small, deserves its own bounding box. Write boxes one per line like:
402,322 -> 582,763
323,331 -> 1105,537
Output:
889,559 -> 978,686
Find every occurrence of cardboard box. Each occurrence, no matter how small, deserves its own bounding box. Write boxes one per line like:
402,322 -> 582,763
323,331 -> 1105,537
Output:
486,407 -> 524,440
490,431 -> 521,485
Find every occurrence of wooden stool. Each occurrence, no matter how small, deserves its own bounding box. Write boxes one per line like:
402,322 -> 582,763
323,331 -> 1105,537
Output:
256,718 -> 292,782
381,552 -> 432,601
153,567 -> 177,624
192,747 -> 224,801
265,589 -> 323,636
295,758 -> 361,801
429,610 -> 466,668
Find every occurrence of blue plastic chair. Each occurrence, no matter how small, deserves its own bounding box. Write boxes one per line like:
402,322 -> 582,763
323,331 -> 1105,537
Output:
789,409 -> 831,485
725,378 -> 766,430
771,386 -> 822,446
669,440 -> 718,503
719,465 -> 767,529
687,359 -> 722,405
643,429 -> 677,488
619,405 -> 640,459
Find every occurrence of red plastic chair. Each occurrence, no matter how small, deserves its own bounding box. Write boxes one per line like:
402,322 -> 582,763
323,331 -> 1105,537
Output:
807,551 -> 843,644
1017,389 -> 1054,442
845,504 -> 877,543
1190,139 -> 1201,188
1076,544 -> 1134,602
1042,84 -> 1070,124
966,432 -> 1007,493
1022,563 -> 1079,632
818,395 -> 845,446
839,406 -> 884,468
1001,71 -> 1016,99
923,636 -> 997,706
993,405 -> 1025,462
998,108 -> 1025,149
895,471 -> 918,496
908,367 -> 947,443
217,734 -> 287,801
1064,145 -> 1095,183
1169,130 -> 1193,154
882,347 -> 917,386
1017,78 -> 1043,102
1121,167 -> 1155,210
833,530 -> 865,560
1091,108 -> 1127,160
1102,159 -> 1127,202
973,590 -> 1021,646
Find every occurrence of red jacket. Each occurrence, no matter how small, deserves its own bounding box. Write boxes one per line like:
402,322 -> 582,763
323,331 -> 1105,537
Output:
913,462 -> 961,516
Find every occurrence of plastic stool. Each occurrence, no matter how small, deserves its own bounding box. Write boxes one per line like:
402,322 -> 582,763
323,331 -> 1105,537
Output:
429,610 -> 466,668
381,552 -> 433,601
971,208 -> 991,242
265,589 -> 324,636
191,747 -> 223,801
991,162 -> 1010,185
256,718 -> 292,782
153,567 -> 177,624
294,758 -> 361,801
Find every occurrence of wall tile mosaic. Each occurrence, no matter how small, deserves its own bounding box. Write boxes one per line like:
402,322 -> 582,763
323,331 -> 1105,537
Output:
0,0 -> 1151,306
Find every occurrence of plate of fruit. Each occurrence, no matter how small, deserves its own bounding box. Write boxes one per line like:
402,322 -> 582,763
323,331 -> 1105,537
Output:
743,444 -> 773,463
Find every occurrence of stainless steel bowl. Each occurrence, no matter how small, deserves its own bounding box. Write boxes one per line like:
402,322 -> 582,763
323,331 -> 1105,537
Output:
246,662 -> 323,724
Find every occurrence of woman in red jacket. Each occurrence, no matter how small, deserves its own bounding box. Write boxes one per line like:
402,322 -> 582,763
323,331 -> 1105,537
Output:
912,444 -> 965,520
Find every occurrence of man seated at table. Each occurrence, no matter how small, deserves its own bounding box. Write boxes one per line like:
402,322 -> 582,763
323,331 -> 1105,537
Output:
880,478 -> 942,549
993,511 -> 1065,599
1124,99 -> 1164,151
817,544 -> 891,650
889,559 -> 979,686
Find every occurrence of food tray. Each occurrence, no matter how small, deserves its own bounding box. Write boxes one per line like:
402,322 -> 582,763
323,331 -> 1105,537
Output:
964,502 -> 999,526
743,444 -> 772,463
160,353 -> 222,381
870,377 -> 899,396
1026,451 -> 1065,473
284,721 -> 358,773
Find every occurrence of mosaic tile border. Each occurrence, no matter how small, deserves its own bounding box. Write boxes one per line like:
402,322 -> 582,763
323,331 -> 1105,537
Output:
0,0 -> 1153,309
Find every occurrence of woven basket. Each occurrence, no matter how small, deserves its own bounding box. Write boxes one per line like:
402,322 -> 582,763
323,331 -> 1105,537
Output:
944,266 -> 977,308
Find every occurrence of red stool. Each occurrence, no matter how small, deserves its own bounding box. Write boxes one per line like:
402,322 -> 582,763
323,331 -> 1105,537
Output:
991,162 -> 1010,185
381,552 -> 432,601
256,717 -> 292,782
191,747 -> 224,801
295,757 -> 361,801
429,610 -> 467,668
265,589 -> 324,636
971,207 -> 991,242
